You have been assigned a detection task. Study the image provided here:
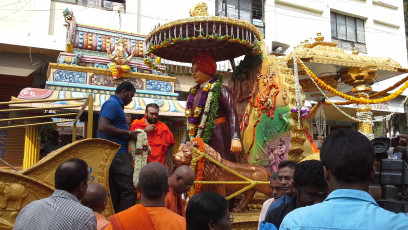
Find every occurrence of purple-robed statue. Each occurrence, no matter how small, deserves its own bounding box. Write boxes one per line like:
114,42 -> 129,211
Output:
182,53 -> 242,162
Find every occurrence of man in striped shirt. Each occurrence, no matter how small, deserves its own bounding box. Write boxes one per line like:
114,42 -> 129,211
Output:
13,158 -> 96,230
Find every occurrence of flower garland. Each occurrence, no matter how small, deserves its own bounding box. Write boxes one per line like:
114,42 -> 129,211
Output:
191,137 -> 205,195
369,75 -> 408,99
147,34 -> 262,56
305,102 -> 321,119
298,56 -> 408,124
129,129 -> 151,185
305,100 -> 355,119
296,57 -> 408,104
185,76 -> 223,144
202,77 -> 222,143
144,34 -> 262,75
299,57 -> 371,123
186,78 -> 217,138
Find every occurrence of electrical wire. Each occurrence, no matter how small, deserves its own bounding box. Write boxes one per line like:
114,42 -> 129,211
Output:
0,0 -> 30,21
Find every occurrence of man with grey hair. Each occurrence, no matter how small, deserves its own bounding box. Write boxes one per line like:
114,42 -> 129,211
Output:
258,172 -> 283,227
105,162 -> 185,230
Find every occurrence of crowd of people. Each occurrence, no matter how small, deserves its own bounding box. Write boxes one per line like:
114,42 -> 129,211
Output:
14,128 -> 408,230
12,53 -> 408,229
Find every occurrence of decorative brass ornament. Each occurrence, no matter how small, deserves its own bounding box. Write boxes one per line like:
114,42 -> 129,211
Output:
145,16 -> 263,62
189,2 -> 209,17
0,139 -> 120,228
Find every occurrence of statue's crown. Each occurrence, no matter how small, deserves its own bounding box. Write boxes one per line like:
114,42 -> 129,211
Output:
117,37 -> 125,44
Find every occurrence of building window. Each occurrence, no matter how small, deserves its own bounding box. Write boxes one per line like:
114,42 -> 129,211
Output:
331,12 -> 365,43
53,0 -> 125,11
216,0 -> 265,38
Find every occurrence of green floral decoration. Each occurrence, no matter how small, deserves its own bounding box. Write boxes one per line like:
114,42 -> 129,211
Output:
202,76 -> 222,143
184,75 -> 223,144
233,54 -> 263,79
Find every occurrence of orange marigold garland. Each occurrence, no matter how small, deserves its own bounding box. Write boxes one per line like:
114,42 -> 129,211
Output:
369,75 -> 408,99
296,57 -> 408,104
192,138 -> 206,194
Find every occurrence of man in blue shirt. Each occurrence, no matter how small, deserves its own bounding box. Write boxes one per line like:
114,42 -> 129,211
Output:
264,160 -> 328,229
265,161 -> 297,217
98,81 -> 139,213
280,129 -> 408,230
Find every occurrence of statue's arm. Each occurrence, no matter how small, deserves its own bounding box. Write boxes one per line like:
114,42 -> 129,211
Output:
220,86 -> 242,153
125,47 -> 136,63
106,48 -> 116,60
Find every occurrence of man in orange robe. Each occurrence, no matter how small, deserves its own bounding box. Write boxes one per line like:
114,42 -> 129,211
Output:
130,103 -> 175,167
82,183 -> 110,230
166,165 -> 196,216
104,162 -> 186,230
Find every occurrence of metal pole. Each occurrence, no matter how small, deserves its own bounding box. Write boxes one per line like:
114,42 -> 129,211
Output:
87,94 -> 94,138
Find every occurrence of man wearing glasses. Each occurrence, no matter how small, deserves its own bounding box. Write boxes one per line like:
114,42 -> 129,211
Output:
258,172 -> 284,229
166,165 -> 196,216
265,161 -> 297,216
263,160 -> 328,229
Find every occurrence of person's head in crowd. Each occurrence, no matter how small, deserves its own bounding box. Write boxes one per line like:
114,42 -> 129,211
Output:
82,183 -> 108,214
270,172 -> 283,199
186,192 -> 232,230
169,165 -> 196,194
115,81 -> 135,106
293,160 -> 328,207
50,130 -> 60,145
55,158 -> 89,200
40,149 -> 47,159
138,162 -> 169,203
145,103 -> 160,124
125,114 -> 132,128
278,161 -> 297,196
320,128 -> 375,192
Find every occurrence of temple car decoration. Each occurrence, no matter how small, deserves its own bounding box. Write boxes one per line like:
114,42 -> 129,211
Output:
144,5 -> 263,74
0,139 -> 119,229
285,32 -> 408,142
107,37 -> 137,79
15,9 -> 186,118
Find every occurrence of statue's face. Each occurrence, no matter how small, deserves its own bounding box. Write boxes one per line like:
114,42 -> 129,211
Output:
192,64 -> 212,85
173,143 -> 193,167
117,42 -> 124,50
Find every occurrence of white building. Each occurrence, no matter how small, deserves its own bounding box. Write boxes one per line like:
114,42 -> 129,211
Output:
1,0 -> 407,82
0,0 -> 406,122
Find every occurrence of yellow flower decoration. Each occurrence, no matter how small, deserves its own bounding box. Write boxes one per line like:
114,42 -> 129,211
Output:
296,57 -> 408,104
190,87 -> 197,94
203,83 -> 211,92
194,107 -> 203,117
185,109 -> 192,118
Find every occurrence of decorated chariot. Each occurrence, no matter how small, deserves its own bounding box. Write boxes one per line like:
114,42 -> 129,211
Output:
1,2 -> 408,230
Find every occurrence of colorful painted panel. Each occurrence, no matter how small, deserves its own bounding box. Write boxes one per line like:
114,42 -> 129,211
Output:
142,98 -> 164,107
54,70 -> 87,84
247,107 -> 291,168
234,55 -> 296,170
89,74 -> 143,89
146,80 -> 172,93
18,88 -> 53,99
16,88 -> 185,117
94,63 -> 109,69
